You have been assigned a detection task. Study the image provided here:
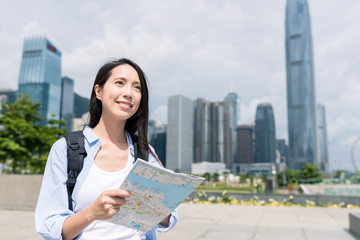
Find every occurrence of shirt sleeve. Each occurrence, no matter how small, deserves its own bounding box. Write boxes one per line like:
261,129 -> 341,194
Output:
35,138 -> 80,240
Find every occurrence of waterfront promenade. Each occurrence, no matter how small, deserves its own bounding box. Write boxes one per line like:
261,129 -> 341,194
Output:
0,203 -> 359,240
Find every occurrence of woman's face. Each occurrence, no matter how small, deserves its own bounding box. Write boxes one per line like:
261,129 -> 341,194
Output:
94,64 -> 142,122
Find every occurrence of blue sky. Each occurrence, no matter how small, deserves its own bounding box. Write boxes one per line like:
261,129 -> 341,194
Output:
0,0 -> 359,172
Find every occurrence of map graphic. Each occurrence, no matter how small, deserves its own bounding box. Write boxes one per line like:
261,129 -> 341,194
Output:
108,159 -> 205,233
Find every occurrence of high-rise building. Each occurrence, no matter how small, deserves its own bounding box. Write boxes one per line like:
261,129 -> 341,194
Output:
166,95 -> 193,173
254,103 -> 276,163
236,125 -> 254,164
148,119 -> 167,166
193,95 -> 239,170
193,98 -> 210,163
317,104 -> 329,173
224,92 -> 241,169
60,77 -> 74,132
0,89 -> 17,104
285,0 -> 319,170
17,36 -> 62,125
276,139 -> 288,164
211,101 -> 225,164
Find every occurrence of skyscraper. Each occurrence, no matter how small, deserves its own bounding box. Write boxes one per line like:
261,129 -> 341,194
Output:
18,36 -> 62,125
166,95 -> 193,173
285,0 -> 319,170
236,125 -> 254,164
60,76 -> 74,132
317,104 -> 329,173
254,103 -> 276,163
193,98 -> 210,163
148,119 -> 167,166
224,92 -> 241,169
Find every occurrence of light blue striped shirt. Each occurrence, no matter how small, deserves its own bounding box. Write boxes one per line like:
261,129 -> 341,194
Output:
35,126 -> 177,240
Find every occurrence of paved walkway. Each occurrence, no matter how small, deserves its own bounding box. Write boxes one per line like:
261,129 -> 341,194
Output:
1,203 -> 359,240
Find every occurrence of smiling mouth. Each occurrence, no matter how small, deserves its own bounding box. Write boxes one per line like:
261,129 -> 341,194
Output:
116,101 -> 133,108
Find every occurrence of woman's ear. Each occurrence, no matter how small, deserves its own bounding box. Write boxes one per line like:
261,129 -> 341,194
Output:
94,84 -> 102,100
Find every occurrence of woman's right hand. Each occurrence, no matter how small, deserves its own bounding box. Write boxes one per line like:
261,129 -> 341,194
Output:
62,189 -> 130,240
86,189 -> 131,220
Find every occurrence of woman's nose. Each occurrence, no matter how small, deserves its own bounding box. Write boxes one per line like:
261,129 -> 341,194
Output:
122,85 -> 133,98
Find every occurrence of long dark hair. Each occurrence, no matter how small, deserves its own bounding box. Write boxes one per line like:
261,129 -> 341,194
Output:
88,58 -> 154,161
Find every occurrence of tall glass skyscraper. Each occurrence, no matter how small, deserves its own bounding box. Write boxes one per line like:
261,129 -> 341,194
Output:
317,104 -> 329,173
254,103 -> 276,163
224,92 -> 241,169
285,0 -> 319,170
18,36 -> 62,125
166,95 -> 193,173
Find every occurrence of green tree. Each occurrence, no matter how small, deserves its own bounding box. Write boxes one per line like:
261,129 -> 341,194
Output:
298,163 -> 323,184
0,94 -> 67,173
203,172 -> 211,181
212,172 -> 220,182
277,168 -> 299,187
334,170 -> 345,179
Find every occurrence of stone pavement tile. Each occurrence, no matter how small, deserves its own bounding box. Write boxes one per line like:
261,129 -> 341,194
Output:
253,232 -> 306,240
304,228 -> 357,240
198,231 -> 253,240
0,209 -> 41,240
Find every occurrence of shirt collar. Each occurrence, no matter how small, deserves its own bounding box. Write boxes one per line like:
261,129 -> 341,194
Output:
83,126 -> 99,144
83,126 -> 134,157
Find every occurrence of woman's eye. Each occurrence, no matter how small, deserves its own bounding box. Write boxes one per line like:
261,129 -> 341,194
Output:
116,81 -> 124,85
134,85 -> 141,90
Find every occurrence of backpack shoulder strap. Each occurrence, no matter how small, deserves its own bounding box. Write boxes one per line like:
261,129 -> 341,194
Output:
64,131 -> 87,211
132,134 -> 149,162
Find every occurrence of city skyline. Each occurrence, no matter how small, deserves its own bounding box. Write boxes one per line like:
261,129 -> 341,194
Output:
0,1 -> 359,171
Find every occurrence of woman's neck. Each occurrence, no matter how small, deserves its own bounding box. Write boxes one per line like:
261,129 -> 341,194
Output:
92,117 -> 127,144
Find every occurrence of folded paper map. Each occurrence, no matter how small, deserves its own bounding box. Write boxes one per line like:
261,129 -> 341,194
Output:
108,159 -> 205,233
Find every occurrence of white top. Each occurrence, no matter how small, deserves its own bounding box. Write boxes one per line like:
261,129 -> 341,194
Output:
75,135 -> 140,240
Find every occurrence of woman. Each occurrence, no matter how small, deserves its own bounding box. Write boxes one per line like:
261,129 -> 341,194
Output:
35,58 -> 177,240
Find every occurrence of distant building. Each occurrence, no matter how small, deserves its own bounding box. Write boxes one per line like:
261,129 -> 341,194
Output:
317,104 -> 329,173
276,139 -> 288,165
166,95 -> 193,173
191,162 -> 226,175
193,98 -> 210,164
17,36 -> 62,125
224,93 -> 241,168
193,95 -> 239,170
285,0 -> 319,170
148,120 -> 167,166
254,103 -> 276,164
237,162 -> 277,176
73,93 -> 90,118
233,125 -> 254,174
60,77 -> 74,132
0,89 -> 17,104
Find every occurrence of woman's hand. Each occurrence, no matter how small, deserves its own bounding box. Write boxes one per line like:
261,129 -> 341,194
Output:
62,189 -> 130,240
86,189 -> 131,220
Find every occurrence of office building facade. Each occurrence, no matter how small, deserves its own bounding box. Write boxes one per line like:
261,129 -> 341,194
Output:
166,95 -> 193,173
18,36 -> 62,124
285,0 -> 319,170
254,103 -> 276,163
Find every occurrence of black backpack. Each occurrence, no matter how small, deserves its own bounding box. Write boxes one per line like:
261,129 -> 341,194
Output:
64,130 -> 148,211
